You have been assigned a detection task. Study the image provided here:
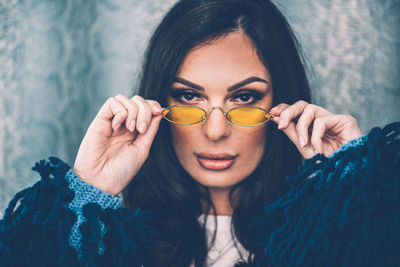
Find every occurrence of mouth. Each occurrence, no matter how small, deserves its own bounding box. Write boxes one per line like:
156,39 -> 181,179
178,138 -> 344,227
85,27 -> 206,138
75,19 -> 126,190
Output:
195,152 -> 238,171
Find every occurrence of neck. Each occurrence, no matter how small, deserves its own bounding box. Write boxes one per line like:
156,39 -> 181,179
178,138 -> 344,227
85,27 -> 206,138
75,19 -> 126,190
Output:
203,187 -> 238,216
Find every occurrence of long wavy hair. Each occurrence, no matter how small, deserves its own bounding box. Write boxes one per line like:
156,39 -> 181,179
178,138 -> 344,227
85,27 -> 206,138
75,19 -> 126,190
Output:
122,0 -> 311,266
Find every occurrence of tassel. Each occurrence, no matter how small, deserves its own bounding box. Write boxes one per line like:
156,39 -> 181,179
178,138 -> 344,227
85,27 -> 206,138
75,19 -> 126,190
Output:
0,157 -> 78,266
253,122 -> 400,266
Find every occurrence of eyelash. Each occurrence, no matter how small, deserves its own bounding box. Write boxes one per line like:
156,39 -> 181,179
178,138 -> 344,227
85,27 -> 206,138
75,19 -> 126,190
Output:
170,88 -> 263,105
170,89 -> 203,103
231,89 -> 262,104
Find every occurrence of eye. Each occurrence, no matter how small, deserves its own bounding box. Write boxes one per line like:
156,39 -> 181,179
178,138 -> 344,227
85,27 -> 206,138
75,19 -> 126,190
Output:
170,89 -> 203,103
231,89 -> 262,104
182,92 -> 198,101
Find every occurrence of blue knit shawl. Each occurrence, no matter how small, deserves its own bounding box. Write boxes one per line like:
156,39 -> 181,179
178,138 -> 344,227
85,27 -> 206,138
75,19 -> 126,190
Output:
1,122 -> 399,266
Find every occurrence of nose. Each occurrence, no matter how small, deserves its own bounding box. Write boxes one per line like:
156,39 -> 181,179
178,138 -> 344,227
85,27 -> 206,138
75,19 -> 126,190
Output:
203,106 -> 231,142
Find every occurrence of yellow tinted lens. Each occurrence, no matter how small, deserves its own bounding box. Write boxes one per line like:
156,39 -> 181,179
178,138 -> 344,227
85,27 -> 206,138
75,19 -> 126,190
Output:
162,106 -> 206,124
227,107 -> 270,126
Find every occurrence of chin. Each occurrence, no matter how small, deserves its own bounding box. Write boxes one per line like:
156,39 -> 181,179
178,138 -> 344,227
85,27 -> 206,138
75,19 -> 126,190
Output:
190,170 -> 248,189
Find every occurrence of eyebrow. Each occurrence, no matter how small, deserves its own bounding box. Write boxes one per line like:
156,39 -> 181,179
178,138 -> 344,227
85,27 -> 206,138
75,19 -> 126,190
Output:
173,76 -> 268,92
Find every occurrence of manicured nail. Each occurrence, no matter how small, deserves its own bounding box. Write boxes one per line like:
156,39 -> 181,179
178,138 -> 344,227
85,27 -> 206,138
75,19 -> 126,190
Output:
270,106 -> 279,113
128,120 -> 136,132
138,122 -> 148,134
153,106 -> 163,113
299,136 -> 305,148
278,120 -> 284,129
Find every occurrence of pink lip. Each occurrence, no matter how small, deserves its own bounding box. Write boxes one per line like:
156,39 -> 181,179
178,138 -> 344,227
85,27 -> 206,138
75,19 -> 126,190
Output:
195,152 -> 238,171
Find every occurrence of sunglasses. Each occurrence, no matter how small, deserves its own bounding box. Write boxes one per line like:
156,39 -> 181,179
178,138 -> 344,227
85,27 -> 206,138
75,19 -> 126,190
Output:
162,105 -> 272,127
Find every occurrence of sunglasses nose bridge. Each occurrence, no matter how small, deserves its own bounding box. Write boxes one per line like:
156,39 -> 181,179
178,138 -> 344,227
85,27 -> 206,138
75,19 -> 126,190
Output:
205,106 -> 230,123
206,106 -> 226,116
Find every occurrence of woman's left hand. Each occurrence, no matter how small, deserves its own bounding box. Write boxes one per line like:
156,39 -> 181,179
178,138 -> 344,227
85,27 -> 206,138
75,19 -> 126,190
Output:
270,100 -> 363,159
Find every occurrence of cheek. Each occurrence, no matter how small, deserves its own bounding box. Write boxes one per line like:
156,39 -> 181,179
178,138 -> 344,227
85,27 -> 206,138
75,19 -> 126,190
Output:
170,126 -> 195,159
237,127 -> 267,163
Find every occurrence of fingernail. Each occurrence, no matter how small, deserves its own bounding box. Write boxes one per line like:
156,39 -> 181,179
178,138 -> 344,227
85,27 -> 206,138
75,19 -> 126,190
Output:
153,106 -> 163,113
299,136 -> 305,148
138,122 -> 148,134
278,120 -> 284,129
128,120 -> 136,132
270,107 -> 279,113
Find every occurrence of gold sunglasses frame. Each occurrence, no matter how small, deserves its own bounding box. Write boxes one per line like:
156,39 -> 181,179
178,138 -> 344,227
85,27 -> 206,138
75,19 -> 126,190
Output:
162,104 -> 273,127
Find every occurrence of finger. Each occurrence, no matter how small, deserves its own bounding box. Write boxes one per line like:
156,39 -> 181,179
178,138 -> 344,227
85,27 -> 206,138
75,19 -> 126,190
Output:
279,101 -> 332,130
96,97 -> 128,131
280,119 -> 319,159
269,103 -> 289,117
133,114 -> 163,156
115,94 -> 139,132
131,95 -> 152,134
311,114 -> 353,155
295,104 -> 318,148
310,115 -> 341,154
310,117 -> 326,154
146,99 -> 163,114
269,103 -> 289,124
279,120 -> 302,151
277,100 -> 308,129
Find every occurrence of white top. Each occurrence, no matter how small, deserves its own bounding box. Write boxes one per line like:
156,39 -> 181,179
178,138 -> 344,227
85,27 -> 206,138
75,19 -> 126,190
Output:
190,214 -> 249,267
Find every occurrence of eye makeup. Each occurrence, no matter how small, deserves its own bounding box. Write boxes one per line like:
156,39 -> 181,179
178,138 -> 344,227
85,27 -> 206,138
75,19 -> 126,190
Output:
230,89 -> 264,105
169,76 -> 269,106
170,88 -> 205,104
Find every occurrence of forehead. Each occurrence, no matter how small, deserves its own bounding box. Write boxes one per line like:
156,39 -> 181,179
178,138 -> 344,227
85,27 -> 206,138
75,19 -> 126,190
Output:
176,32 -> 270,85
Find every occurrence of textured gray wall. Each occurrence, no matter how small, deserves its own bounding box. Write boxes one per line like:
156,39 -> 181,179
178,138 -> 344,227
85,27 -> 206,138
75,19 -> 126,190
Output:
0,0 -> 399,216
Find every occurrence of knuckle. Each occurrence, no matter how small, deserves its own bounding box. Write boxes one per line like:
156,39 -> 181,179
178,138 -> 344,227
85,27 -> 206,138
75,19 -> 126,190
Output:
297,100 -> 308,106
343,114 -> 357,126
344,114 -> 355,122
132,95 -> 144,101
130,102 -> 139,113
147,100 -> 160,107
304,103 -> 317,112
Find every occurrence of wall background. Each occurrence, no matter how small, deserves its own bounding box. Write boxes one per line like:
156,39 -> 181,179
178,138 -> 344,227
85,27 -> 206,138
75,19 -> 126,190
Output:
0,0 -> 399,215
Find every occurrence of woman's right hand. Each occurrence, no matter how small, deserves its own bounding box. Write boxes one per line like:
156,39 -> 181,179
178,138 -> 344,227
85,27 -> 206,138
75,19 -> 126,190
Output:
73,94 -> 163,196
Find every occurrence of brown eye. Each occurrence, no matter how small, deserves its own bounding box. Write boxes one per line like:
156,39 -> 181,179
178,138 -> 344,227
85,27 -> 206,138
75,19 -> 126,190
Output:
231,90 -> 262,104
170,89 -> 202,103
237,93 -> 251,102
182,92 -> 198,101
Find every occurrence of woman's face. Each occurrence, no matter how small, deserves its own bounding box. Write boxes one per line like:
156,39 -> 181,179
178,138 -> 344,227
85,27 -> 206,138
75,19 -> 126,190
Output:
167,32 -> 273,190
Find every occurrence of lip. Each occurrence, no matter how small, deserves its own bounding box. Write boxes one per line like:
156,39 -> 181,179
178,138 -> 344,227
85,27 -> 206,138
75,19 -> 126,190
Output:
195,152 -> 238,171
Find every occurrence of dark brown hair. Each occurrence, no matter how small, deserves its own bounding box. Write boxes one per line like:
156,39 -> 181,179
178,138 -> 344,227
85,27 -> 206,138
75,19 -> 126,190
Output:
123,0 -> 310,266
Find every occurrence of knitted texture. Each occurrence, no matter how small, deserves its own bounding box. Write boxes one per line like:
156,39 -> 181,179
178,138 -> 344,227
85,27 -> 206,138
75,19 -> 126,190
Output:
0,157 -> 79,266
66,170 -> 122,256
0,158 -> 153,267
1,122 -> 399,266
252,122 -> 400,266
65,170 -> 155,265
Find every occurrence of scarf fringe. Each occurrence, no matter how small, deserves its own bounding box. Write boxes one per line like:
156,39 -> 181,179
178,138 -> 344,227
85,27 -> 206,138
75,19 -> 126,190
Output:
0,157 -> 78,266
253,122 -> 400,266
0,157 -> 154,266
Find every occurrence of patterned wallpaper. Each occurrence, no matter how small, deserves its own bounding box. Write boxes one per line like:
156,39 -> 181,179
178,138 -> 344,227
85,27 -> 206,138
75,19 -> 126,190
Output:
0,0 -> 399,215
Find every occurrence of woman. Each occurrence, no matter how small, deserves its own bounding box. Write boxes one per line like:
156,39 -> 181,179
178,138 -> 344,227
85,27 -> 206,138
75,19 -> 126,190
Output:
1,0 -> 399,266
